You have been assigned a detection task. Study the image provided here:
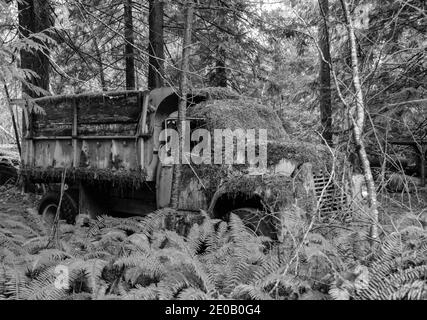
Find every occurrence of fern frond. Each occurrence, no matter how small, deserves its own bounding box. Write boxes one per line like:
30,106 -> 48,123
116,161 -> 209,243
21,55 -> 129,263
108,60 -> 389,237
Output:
390,280 -> 427,300
329,285 -> 351,300
177,287 -> 211,300
231,284 -> 272,300
122,284 -> 158,300
20,266 -> 67,300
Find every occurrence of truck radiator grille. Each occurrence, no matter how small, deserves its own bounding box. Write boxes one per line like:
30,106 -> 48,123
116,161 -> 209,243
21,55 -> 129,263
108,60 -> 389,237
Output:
313,170 -> 349,221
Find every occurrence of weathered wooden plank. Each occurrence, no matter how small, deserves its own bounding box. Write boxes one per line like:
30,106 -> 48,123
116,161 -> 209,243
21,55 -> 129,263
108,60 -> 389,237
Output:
28,90 -> 148,178
78,93 -> 141,124
78,140 -> 138,171
33,100 -> 74,137
34,140 -> 73,168
77,123 -> 138,136
32,92 -> 142,137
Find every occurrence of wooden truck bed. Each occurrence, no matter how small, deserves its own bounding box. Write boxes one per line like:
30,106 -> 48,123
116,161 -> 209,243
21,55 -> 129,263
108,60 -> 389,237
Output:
21,91 -> 151,186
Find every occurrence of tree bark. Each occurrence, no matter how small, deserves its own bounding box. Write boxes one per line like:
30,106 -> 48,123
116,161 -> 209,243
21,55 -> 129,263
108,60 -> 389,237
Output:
341,0 -> 379,240
209,45 -> 227,87
124,0 -> 136,90
91,31 -> 107,91
170,0 -> 194,209
18,0 -> 51,97
85,9 -> 106,91
318,0 -> 333,146
148,0 -> 165,90
208,6 -> 227,87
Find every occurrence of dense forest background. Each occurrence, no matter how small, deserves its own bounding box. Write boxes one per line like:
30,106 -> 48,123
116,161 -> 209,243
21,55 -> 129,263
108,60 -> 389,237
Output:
1,0 -> 425,146
0,0 -> 426,300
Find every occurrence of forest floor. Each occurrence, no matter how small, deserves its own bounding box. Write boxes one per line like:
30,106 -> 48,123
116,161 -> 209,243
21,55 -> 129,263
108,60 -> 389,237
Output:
0,182 -> 426,300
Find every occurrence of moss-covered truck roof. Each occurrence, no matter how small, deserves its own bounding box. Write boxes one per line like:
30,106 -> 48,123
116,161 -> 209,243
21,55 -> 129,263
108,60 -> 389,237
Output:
188,87 -> 338,169
188,90 -> 287,141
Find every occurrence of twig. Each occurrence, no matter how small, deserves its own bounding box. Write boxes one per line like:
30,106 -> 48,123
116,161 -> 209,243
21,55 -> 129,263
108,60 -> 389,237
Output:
46,168 -> 67,249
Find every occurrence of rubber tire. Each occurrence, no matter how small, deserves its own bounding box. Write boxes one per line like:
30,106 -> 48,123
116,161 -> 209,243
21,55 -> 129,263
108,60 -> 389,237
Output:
0,163 -> 17,185
230,208 -> 277,239
38,191 -> 78,225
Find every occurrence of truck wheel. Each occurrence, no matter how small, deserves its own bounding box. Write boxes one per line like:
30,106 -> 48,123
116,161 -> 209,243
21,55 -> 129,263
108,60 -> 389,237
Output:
231,208 -> 277,239
38,192 -> 78,225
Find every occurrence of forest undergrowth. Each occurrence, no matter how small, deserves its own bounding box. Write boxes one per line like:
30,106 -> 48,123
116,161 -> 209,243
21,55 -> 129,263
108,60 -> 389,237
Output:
0,184 -> 426,300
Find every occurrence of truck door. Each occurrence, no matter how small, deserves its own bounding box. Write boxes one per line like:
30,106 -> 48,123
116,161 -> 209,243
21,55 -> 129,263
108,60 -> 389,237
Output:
155,117 -> 176,208
155,116 -> 205,209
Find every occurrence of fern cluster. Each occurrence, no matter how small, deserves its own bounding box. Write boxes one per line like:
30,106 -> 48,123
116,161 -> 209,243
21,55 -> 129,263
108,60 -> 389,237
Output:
328,221 -> 427,300
0,203 -> 425,300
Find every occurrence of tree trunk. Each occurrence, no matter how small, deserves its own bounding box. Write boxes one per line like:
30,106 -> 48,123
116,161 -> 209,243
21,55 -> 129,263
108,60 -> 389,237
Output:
208,6 -> 227,87
341,0 -> 379,240
124,0 -> 136,90
170,0 -> 194,209
85,10 -> 106,91
18,0 -> 51,97
209,45 -> 227,87
318,0 -> 333,146
92,32 -> 107,91
148,0 -> 165,90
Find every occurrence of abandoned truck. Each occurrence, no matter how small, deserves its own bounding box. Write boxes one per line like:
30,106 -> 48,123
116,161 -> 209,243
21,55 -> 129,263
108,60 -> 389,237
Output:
19,87 -> 365,237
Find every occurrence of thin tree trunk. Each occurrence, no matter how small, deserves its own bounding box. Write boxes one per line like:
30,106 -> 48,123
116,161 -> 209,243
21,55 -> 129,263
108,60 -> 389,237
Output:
341,0 -> 379,240
318,0 -> 332,146
124,0 -> 136,90
88,21 -> 107,91
82,9 -> 106,91
170,0 -> 194,208
148,0 -> 165,90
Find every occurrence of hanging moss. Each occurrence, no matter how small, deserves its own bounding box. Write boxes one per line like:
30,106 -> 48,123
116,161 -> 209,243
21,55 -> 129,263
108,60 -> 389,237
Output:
218,174 -> 296,210
20,166 -> 146,190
